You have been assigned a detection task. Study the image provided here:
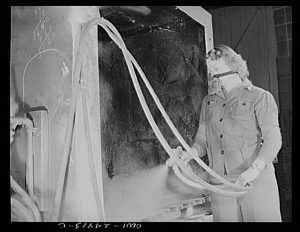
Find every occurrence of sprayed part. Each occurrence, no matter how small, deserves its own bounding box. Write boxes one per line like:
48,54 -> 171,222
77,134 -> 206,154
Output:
98,6 -> 207,178
96,10 -> 209,220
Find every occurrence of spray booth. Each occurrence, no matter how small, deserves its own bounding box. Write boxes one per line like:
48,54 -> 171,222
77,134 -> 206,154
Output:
10,6 -> 247,222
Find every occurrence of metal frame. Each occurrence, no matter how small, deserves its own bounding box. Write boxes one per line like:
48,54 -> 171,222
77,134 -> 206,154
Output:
176,6 -> 214,52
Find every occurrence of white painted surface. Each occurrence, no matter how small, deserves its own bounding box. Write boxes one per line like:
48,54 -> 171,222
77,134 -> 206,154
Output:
177,6 -> 214,52
59,6 -> 105,221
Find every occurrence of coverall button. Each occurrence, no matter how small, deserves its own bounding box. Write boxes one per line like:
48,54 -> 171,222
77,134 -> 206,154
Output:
220,134 -> 223,138
220,118 -> 223,122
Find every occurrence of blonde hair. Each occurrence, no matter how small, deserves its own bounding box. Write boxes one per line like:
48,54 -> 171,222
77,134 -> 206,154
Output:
213,44 -> 249,80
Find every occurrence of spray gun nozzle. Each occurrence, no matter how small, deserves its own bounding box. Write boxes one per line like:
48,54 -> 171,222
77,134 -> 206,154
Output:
166,146 -> 193,168
166,157 -> 175,167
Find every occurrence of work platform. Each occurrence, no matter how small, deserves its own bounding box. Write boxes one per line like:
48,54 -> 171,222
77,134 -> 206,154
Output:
144,196 -> 212,222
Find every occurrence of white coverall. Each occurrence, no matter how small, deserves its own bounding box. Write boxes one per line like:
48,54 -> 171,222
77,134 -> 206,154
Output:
192,78 -> 282,222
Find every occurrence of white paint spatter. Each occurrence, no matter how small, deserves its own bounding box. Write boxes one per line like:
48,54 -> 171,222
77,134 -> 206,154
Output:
61,62 -> 69,77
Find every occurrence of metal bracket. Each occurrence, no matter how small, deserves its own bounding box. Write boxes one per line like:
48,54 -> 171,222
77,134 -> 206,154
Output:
30,109 -> 50,211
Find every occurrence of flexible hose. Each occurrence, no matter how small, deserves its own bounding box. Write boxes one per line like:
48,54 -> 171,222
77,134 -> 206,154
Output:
11,176 -> 41,221
96,17 -> 250,196
167,148 -> 248,197
128,55 -> 249,191
99,18 -> 250,192
172,165 -> 246,197
11,196 -> 34,221
98,19 -> 246,195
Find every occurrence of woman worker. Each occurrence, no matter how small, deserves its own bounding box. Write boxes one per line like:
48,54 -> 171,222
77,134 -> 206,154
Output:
188,45 -> 282,222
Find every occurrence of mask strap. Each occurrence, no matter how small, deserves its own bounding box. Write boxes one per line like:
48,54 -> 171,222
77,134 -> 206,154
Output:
212,71 -> 238,79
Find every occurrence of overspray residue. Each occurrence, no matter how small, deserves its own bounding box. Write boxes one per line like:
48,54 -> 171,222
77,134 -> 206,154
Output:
103,164 -> 206,221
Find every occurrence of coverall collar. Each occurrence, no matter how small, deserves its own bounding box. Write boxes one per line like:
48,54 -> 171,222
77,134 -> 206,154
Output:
209,78 -> 254,100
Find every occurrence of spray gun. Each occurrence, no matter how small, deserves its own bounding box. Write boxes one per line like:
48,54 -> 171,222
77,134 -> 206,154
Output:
165,144 -> 253,197
166,146 -> 192,168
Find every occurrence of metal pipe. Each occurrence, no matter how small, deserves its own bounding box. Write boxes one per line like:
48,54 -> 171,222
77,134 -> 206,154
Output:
23,118 -> 34,200
10,117 -> 35,199
10,116 -> 41,221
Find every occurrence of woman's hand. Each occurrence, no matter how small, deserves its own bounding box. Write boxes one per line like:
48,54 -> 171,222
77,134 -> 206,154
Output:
170,146 -> 199,165
235,159 -> 266,187
235,167 -> 261,187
